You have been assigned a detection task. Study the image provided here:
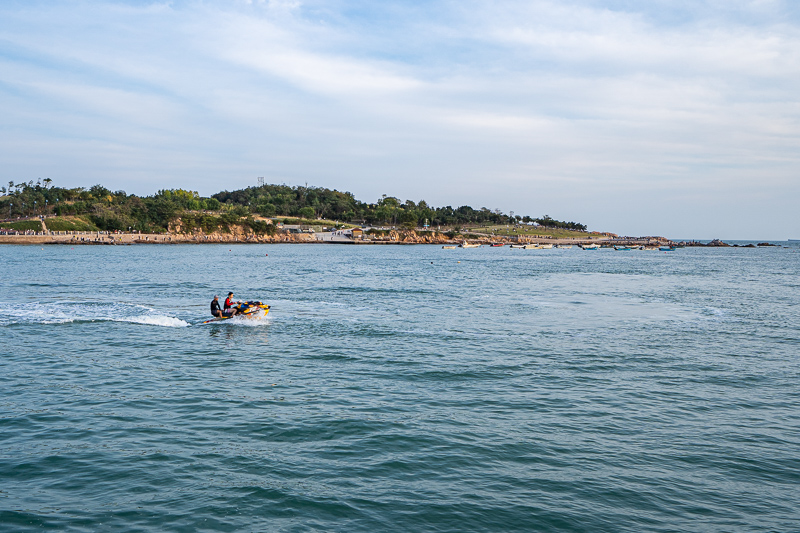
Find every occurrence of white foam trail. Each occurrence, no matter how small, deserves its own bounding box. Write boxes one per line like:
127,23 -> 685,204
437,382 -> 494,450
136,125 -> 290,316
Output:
0,302 -> 189,328
120,315 -> 190,327
228,317 -> 272,327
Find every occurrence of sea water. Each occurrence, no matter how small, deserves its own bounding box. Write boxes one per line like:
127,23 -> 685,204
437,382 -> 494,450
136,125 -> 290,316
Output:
1,243 -> 798,532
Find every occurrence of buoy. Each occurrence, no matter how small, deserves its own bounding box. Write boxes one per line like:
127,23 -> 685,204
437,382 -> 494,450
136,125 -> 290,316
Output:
266,253 -> 268,256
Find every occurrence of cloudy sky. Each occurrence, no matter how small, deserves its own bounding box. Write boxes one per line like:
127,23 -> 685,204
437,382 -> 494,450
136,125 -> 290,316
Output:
1,0 -> 798,239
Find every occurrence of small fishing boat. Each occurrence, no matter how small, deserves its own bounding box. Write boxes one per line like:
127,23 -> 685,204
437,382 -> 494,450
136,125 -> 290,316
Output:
538,244 -> 553,249
442,245 -> 456,249
509,244 -> 526,249
554,244 -> 572,249
659,246 -> 676,251
614,246 -> 631,251
491,243 -> 505,247
459,241 -> 481,248
581,244 -> 600,250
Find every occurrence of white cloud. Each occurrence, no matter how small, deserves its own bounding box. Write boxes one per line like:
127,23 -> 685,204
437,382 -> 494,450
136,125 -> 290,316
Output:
0,0 -> 798,238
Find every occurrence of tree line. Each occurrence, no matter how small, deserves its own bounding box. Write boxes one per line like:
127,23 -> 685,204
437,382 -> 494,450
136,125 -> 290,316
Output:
212,183 -> 586,230
0,179 -> 586,233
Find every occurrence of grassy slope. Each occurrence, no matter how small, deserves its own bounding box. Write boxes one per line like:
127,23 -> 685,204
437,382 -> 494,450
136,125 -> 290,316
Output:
44,216 -> 99,232
1,220 -> 43,231
467,225 -> 595,239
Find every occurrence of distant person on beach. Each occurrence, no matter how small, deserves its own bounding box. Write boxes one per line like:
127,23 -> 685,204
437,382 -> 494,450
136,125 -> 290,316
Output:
224,292 -> 241,316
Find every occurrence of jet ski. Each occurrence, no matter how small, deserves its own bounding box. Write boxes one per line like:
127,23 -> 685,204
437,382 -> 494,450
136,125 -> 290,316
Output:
202,301 -> 270,324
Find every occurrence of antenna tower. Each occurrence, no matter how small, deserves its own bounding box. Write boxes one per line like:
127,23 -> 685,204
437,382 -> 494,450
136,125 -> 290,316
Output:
257,177 -> 265,187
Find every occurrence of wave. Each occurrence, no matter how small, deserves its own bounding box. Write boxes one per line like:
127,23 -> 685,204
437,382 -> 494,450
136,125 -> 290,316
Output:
0,302 -> 190,328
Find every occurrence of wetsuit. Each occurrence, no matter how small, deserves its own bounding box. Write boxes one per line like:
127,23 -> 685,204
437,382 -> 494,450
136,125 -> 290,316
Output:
210,299 -> 222,317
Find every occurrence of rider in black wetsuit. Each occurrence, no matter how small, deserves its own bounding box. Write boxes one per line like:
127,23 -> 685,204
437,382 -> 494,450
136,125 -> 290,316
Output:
210,295 -> 225,318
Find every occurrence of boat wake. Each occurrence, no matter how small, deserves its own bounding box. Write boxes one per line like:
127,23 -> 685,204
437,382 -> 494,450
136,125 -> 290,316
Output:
0,302 -> 190,328
219,315 -> 272,327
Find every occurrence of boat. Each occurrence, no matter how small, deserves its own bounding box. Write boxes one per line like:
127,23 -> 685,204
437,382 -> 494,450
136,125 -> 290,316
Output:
442,245 -> 456,249
523,244 -> 544,249
614,246 -> 631,251
509,244 -> 527,249
202,301 -> 270,324
581,244 -> 600,250
659,246 -> 676,251
459,242 -> 481,248
538,244 -> 553,249
554,244 -> 572,249
490,243 -> 505,247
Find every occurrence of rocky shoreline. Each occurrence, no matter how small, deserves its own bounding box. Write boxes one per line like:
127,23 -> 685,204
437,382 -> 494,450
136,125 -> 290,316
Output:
0,228 -> 776,247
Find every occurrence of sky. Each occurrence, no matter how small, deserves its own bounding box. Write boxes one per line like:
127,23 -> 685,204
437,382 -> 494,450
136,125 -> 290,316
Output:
1,0 -> 799,239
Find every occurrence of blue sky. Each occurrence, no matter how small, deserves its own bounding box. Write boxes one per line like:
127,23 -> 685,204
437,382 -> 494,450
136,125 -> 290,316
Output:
1,0 -> 798,239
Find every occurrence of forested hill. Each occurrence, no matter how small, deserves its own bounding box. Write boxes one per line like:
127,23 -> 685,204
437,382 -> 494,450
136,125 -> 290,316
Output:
0,179 -> 586,233
213,183 -> 586,230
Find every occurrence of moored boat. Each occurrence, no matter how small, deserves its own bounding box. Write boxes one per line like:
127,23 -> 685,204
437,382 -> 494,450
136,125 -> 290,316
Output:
581,244 -> 600,250
459,241 -> 481,248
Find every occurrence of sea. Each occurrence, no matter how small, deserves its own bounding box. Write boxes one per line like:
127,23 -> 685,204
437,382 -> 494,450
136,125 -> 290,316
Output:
1,242 -> 798,532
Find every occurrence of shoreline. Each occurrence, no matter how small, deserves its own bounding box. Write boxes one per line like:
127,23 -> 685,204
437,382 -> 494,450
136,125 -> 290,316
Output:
0,231 -> 769,247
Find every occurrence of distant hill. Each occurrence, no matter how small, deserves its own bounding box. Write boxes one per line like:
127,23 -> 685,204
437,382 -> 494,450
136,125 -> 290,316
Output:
1,180 -> 587,234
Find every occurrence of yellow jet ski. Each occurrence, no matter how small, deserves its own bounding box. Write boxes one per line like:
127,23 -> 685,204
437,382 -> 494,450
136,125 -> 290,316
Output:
202,301 -> 270,324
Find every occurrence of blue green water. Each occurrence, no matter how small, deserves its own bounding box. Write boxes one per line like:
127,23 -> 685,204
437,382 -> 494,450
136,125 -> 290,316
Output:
1,243 -> 799,532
